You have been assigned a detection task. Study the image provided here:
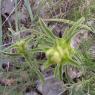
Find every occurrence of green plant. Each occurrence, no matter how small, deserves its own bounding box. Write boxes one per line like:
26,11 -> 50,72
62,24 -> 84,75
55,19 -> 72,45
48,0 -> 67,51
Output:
0,16 -> 95,95
1,0 -> 95,95
1,37 -> 44,82
37,17 -> 86,78
0,34 -> 44,94
35,17 -> 95,95
63,0 -> 95,20
24,0 -> 34,22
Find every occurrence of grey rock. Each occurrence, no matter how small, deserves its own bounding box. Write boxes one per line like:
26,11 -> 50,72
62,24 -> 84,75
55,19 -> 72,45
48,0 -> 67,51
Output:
38,75 -> 64,95
71,29 -> 89,48
26,91 -> 37,95
1,0 -> 15,15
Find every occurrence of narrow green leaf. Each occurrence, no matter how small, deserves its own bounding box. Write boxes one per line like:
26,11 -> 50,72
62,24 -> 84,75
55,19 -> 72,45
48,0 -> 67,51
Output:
39,18 -> 56,40
54,64 -> 63,80
24,0 -> 34,22
44,18 -> 91,31
65,17 -> 85,41
44,60 -> 52,69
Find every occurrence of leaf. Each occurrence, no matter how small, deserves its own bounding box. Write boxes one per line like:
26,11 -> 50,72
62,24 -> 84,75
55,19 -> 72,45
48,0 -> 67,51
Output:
24,0 -> 34,22
54,64 -> 63,80
43,60 -> 52,69
24,53 -> 45,84
69,84 -> 85,95
39,18 -> 56,40
43,18 -> 92,31
64,17 -> 85,42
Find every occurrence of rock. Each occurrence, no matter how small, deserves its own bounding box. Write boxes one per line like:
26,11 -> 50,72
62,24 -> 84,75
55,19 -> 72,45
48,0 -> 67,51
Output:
52,24 -> 69,38
37,75 -> 64,95
67,67 -> 82,79
71,29 -> 89,48
1,0 -> 15,15
1,0 -> 29,24
26,91 -> 37,95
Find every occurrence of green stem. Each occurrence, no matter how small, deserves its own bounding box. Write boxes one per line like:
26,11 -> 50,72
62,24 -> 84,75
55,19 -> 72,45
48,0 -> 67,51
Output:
43,18 -> 91,31
68,57 -> 81,68
24,0 -> 34,22
23,51 -> 44,83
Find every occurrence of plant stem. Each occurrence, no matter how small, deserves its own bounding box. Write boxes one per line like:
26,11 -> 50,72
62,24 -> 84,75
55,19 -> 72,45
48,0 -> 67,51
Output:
24,0 -> 34,22
43,18 -> 91,31
23,51 -> 44,83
